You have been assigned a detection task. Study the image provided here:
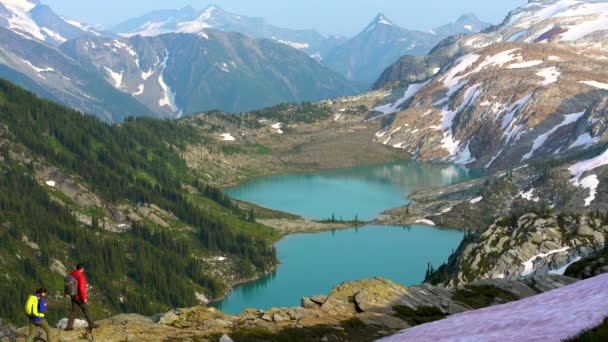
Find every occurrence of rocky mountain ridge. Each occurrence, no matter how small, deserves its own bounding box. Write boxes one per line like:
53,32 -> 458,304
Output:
368,0 -> 608,172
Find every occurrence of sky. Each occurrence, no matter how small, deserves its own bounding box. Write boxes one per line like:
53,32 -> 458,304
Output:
42,0 -> 527,36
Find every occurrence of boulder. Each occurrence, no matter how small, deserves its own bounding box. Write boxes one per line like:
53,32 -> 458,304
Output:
310,295 -> 328,304
219,334 -> 234,342
156,311 -> 180,325
301,297 -> 320,309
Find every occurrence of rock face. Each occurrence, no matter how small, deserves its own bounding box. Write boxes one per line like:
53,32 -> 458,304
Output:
370,0 -> 608,171
434,213 -> 607,285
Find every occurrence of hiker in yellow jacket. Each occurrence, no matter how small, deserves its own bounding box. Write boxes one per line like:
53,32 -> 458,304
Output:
25,287 -> 54,342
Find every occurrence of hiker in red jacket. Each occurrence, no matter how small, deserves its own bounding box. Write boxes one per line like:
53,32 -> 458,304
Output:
66,264 -> 99,331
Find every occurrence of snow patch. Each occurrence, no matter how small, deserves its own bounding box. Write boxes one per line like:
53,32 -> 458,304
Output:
41,28 -> 66,43
519,188 -> 540,202
549,256 -> 582,275
21,59 -> 54,73
579,80 -> 608,90
574,175 -> 599,206
441,53 -> 480,96
569,133 -> 600,149
522,111 -> 585,160
45,180 -> 56,187
568,147 -> 608,179
220,133 -> 235,141
104,67 -> 124,89
271,123 -> 284,134
132,84 -> 145,96
536,67 -> 560,86
469,196 -> 483,204
415,219 -> 436,226
275,38 -> 310,49
522,247 -> 570,276
157,53 -> 182,117
372,80 -> 431,116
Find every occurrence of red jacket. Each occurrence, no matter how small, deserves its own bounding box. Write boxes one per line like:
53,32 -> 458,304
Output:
70,269 -> 87,302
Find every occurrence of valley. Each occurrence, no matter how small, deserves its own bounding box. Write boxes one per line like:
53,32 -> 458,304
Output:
1,0 -> 608,341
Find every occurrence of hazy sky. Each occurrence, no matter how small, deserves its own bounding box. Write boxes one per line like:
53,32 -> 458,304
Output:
42,0 -> 527,36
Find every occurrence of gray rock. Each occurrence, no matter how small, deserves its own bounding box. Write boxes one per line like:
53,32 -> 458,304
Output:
219,334 -> 234,342
356,312 -> 410,330
156,311 -> 180,325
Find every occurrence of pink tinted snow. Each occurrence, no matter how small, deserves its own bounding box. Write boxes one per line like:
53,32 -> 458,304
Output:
380,273 -> 608,342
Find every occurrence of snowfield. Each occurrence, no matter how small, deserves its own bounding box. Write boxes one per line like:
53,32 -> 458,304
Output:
381,273 -> 608,342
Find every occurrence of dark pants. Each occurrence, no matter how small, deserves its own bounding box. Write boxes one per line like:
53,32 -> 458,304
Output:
67,296 -> 95,329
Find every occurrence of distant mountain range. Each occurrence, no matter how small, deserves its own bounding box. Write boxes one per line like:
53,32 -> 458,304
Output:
323,13 -> 490,86
112,5 -> 490,86
0,0 -> 489,120
112,5 -> 347,62
61,31 -> 361,117
0,0 -> 361,120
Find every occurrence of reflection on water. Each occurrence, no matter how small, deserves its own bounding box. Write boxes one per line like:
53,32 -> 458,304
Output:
216,161 -> 482,315
227,161 -> 483,221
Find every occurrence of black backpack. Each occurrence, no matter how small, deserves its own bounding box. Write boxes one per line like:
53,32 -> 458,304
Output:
64,274 -> 78,296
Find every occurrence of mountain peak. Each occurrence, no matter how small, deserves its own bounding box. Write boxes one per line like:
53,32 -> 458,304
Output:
373,13 -> 393,26
1,0 -> 40,12
457,12 -> 480,22
363,13 -> 394,33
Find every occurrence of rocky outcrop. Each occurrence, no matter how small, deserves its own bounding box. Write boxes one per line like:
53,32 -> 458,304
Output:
10,275 -> 581,341
431,212 -> 607,285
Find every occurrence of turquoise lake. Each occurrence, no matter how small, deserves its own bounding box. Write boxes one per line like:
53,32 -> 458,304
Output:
215,161 -> 482,314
